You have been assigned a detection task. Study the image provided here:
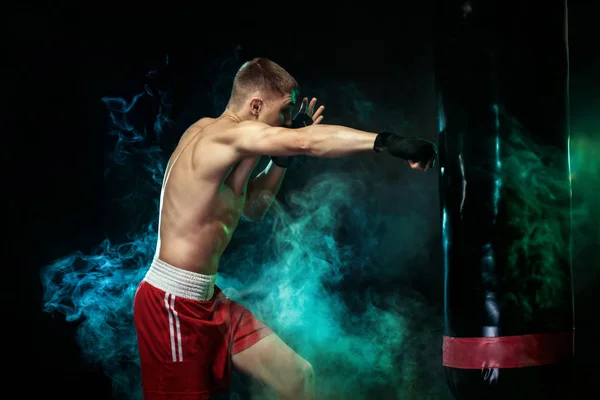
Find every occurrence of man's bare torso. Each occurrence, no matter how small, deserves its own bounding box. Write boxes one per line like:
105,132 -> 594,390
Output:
155,117 -> 259,275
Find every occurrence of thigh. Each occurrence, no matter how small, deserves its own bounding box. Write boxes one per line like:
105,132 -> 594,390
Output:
232,333 -> 309,392
134,282 -> 222,398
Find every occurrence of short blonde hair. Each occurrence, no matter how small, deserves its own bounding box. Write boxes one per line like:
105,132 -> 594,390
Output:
227,58 -> 299,109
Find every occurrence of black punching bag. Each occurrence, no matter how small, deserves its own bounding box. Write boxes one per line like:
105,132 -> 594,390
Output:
434,1 -> 574,399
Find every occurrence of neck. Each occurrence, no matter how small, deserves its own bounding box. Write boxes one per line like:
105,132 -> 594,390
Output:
221,108 -> 255,123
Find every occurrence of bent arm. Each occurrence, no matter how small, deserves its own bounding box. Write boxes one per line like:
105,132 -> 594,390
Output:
212,121 -> 378,159
243,160 -> 286,221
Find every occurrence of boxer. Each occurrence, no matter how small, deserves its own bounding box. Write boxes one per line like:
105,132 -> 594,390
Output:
133,57 -> 436,400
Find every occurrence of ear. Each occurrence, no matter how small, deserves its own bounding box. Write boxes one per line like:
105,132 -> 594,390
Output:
249,97 -> 263,116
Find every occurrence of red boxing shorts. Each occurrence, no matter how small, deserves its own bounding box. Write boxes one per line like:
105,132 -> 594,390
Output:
133,258 -> 273,400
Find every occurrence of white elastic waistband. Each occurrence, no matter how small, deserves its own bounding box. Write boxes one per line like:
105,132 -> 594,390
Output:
144,258 -> 216,300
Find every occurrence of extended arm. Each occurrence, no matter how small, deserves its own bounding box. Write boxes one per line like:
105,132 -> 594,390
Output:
212,120 -> 437,168
214,121 -> 378,159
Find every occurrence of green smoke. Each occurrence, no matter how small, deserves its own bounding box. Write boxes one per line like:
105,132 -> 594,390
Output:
569,111 -> 600,297
499,120 -> 573,322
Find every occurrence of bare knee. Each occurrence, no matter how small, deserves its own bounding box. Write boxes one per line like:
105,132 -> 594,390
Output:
279,359 -> 314,399
299,359 -> 314,387
232,334 -> 314,399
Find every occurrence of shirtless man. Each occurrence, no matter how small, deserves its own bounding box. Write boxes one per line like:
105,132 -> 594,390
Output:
133,57 -> 437,400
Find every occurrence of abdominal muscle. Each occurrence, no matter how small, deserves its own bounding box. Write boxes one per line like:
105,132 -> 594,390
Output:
153,118 -> 258,275
156,213 -> 238,276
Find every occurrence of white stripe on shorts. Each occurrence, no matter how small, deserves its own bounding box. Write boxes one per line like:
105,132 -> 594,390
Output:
163,293 -> 183,362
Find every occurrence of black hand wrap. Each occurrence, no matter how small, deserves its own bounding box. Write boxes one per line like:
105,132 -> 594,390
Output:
270,114 -> 314,168
291,113 -> 314,129
374,132 -> 438,168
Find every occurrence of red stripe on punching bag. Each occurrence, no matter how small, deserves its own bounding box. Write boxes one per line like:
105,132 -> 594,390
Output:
443,331 -> 574,369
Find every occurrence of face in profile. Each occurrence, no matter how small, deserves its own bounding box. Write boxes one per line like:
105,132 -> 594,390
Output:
249,93 -> 295,127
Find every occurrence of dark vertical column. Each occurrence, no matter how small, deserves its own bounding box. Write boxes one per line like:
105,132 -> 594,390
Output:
434,1 -> 574,399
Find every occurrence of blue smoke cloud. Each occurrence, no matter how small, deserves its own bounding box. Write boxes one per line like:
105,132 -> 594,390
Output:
41,58 -> 171,400
41,53 -> 448,400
